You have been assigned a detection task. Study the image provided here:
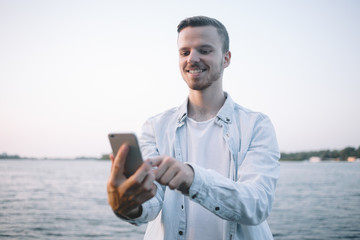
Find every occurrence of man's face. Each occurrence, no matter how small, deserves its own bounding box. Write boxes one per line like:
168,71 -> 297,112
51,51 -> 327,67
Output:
177,26 -> 231,91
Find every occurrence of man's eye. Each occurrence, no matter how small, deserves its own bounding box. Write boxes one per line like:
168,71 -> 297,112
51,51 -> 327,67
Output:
199,49 -> 211,54
180,51 -> 190,56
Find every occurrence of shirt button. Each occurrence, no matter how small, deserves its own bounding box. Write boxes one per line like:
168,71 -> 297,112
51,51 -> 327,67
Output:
215,206 -> 220,211
179,231 -> 183,235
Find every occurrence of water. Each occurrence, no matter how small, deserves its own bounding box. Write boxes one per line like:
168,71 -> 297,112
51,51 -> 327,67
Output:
0,159 -> 146,239
1,160 -> 359,239
268,161 -> 360,240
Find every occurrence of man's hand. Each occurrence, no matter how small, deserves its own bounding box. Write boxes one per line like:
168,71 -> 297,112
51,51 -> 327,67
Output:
150,156 -> 194,194
107,144 -> 157,218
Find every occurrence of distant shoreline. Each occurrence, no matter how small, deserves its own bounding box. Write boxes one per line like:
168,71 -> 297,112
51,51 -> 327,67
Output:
1,158 -> 359,163
0,156 -> 105,161
2,145 -> 359,162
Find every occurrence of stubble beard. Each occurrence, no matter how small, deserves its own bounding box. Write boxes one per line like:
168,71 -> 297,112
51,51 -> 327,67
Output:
184,61 -> 224,91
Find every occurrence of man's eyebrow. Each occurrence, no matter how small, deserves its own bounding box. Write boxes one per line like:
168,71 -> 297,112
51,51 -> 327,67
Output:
178,47 -> 189,51
178,45 -> 214,51
197,44 -> 214,49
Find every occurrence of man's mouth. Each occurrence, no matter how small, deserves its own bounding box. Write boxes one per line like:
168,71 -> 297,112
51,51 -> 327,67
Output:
186,69 -> 206,74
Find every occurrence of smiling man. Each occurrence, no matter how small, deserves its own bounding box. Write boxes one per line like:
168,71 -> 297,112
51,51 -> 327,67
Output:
107,16 -> 280,240
178,25 -> 230,93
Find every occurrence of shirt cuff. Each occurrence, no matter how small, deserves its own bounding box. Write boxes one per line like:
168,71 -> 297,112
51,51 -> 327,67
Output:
186,163 -> 208,202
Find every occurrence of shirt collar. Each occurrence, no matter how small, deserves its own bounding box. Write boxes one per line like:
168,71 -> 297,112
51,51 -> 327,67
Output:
177,92 -> 234,125
177,98 -> 188,125
216,92 -> 234,124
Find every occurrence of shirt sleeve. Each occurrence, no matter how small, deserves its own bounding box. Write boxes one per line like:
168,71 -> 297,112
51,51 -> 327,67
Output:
187,114 -> 280,225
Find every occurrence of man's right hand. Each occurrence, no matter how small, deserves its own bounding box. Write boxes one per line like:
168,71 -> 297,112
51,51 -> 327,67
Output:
107,144 -> 157,219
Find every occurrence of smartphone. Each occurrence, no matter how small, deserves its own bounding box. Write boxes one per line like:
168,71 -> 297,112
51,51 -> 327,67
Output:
108,133 -> 143,177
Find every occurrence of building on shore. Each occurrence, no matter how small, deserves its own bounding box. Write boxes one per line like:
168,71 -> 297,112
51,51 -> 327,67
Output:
347,156 -> 357,162
309,156 -> 321,163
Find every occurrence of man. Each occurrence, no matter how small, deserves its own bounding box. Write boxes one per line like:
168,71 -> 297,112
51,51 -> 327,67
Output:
107,16 -> 280,240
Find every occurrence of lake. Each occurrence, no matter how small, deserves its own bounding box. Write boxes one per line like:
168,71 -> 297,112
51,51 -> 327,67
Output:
1,160 -> 359,239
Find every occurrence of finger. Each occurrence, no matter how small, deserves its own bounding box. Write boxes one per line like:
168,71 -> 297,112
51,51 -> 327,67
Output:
131,182 -> 157,205
114,144 -> 129,167
110,153 -> 114,172
147,156 -> 164,167
115,175 -> 156,213
123,167 -> 155,201
110,144 -> 129,180
115,199 -> 139,214
122,162 -> 153,194
141,170 -> 156,192
169,165 -> 193,193
112,176 -> 157,215
152,156 -> 172,180
168,172 -> 185,190
159,166 -> 177,187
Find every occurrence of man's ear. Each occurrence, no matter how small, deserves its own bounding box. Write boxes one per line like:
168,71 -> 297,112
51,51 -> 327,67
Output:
223,51 -> 231,68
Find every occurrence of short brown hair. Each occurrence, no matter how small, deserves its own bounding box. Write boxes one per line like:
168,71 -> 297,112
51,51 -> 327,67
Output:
177,16 -> 230,53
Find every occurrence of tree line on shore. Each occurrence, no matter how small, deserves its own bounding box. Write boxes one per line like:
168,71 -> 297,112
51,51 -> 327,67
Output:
102,146 -> 360,161
280,146 -> 360,161
2,146 -> 360,161
0,153 -> 21,159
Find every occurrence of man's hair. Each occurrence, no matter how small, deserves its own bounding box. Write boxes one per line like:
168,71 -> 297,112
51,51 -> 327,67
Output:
177,16 -> 230,53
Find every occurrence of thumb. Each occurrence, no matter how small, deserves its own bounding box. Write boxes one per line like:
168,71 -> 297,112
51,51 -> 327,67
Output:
110,144 -> 129,179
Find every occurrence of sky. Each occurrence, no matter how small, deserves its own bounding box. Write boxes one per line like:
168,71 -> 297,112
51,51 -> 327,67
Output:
1,0 -> 359,158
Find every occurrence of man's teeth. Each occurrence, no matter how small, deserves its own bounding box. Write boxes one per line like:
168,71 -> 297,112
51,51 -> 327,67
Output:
189,69 -> 203,73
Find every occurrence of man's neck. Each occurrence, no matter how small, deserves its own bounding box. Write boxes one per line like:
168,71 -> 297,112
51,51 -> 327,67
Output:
187,88 -> 226,122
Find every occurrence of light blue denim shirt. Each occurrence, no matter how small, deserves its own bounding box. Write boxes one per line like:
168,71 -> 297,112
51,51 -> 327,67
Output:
122,93 -> 280,240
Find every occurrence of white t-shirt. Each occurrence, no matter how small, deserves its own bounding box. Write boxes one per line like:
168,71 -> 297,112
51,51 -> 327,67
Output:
185,117 -> 231,239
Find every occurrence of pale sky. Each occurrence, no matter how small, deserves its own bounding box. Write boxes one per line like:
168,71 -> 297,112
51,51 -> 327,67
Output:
1,0 -> 359,158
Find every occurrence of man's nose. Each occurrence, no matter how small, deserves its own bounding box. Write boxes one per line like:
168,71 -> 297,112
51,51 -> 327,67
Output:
187,51 -> 200,64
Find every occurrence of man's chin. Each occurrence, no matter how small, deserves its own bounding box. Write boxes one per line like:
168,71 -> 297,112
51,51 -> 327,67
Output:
187,83 -> 212,91
183,77 -> 214,91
